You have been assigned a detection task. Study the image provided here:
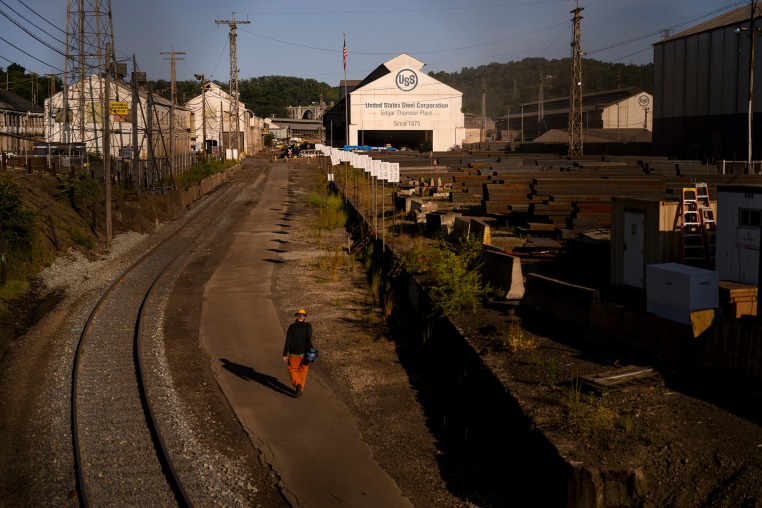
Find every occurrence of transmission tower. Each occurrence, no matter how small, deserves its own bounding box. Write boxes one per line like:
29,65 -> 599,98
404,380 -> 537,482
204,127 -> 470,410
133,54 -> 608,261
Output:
568,3 -> 584,156
538,70 -> 544,132
65,0 -> 116,147
216,14 -> 250,153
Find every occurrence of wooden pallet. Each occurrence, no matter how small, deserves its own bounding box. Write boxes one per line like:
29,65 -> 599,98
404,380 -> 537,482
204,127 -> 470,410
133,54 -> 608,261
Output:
580,365 -> 664,395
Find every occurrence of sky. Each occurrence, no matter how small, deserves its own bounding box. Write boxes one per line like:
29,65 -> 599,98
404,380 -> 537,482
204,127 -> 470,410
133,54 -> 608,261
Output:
0,0 -> 751,87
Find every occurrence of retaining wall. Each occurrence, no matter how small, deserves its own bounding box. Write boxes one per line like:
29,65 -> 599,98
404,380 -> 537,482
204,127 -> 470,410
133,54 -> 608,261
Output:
120,168 -> 237,232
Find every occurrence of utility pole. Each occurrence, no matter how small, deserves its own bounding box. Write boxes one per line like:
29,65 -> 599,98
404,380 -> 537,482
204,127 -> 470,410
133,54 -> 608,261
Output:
538,70 -> 544,136
568,1 -> 584,156
103,42 -> 112,249
131,55 -> 144,189
481,78 -> 487,143
161,49 -> 185,175
735,1 -> 761,172
45,75 -> 54,171
216,14 -> 250,156
194,73 -> 207,161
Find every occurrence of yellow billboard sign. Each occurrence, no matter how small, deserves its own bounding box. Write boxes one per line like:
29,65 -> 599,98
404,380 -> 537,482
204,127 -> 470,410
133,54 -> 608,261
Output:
109,101 -> 129,115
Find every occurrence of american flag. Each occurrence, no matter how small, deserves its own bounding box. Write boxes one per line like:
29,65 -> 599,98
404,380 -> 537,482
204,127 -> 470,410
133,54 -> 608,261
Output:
343,36 -> 347,70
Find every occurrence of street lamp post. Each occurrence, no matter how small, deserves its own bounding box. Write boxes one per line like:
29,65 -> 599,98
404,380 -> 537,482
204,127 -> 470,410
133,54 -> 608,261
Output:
736,0 -> 761,173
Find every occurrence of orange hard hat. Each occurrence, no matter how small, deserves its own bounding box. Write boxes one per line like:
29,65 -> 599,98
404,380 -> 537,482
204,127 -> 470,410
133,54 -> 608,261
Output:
295,308 -> 307,316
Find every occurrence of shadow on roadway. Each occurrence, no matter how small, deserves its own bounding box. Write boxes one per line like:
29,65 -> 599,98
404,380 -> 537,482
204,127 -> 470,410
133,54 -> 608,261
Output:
219,358 -> 294,397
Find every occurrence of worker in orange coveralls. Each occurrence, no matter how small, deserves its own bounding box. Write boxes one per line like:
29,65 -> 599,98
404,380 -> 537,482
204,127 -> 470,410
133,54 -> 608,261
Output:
282,309 -> 313,398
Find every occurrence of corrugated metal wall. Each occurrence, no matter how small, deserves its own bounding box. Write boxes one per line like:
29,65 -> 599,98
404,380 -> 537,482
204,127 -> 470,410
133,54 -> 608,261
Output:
653,24 -> 762,160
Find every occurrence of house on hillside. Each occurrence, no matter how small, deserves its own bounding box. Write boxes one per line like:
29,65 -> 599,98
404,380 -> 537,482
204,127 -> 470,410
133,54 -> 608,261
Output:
0,89 -> 45,154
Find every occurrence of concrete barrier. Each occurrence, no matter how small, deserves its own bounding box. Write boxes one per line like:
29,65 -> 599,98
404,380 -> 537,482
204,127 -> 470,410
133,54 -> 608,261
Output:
425,211 -> 460,237
521,273 -> 600,326
451,217 -> 491,244
482,250 -> 524,300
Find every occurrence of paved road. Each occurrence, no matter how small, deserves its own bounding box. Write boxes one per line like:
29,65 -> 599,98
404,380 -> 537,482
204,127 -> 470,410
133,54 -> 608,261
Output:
199,164 -> 412,507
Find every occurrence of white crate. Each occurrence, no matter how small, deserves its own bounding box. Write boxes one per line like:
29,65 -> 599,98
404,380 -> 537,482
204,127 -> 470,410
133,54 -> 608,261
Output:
646,263 -> 719,324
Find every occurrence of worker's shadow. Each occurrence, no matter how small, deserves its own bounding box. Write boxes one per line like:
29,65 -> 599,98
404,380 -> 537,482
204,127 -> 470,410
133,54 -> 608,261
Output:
219,358 -> 294,397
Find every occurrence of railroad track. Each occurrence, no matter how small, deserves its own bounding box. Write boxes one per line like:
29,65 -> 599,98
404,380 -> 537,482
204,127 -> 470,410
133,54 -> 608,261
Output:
70,165 -> 264,507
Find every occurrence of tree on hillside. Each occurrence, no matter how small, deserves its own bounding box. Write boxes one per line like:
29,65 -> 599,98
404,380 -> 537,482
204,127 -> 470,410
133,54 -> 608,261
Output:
146,76 -> 338,120
0,63 -> 63,106
428,57 -> 652,119
142,58 -> 649,121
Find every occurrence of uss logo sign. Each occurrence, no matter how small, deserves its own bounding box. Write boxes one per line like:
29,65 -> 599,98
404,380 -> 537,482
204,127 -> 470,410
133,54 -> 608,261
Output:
396,69 -> 418,92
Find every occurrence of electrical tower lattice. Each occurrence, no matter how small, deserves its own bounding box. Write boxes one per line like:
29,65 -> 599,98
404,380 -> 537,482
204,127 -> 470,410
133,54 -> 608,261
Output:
216,15 -> 250,154
65,0 -> 116,149
568,5 -> 583,157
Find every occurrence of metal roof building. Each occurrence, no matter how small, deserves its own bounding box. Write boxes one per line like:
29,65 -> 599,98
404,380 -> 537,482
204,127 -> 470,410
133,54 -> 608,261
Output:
322,54 -> 465,151
652,4 -> 761,162
0,89 -> 45,154
498,86 -> 652,143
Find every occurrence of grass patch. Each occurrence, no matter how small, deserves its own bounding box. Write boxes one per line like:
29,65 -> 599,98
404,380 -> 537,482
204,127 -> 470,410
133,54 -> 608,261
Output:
62,225 -> 95,249
175,159 -> 235,187
316,247 -> 351,281
503,317 -> 538,353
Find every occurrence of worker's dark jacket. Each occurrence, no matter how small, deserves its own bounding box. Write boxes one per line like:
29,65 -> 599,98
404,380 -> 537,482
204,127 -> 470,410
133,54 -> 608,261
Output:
283,321 -> 313,356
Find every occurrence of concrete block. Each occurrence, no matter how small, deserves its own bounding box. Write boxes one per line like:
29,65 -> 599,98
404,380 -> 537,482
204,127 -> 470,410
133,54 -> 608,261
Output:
452,216 -> 471,239
470,218 -> 491,244
482,250 -> 524,300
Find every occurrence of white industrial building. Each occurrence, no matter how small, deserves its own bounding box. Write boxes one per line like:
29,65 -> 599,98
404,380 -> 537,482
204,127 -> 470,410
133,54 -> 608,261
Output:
184,82 -> 258,158
322,54 -> 465,151
45,74 -> 192,161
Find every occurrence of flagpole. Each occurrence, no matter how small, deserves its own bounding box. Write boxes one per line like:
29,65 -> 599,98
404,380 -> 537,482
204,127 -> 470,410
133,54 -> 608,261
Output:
343,33 -> 348,148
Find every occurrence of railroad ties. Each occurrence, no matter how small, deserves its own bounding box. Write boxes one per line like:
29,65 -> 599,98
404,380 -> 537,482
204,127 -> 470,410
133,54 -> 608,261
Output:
579,365 -> 665,395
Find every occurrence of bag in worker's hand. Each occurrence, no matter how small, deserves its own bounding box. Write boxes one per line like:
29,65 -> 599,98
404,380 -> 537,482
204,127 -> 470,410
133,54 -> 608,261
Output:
306,348 -> 319,363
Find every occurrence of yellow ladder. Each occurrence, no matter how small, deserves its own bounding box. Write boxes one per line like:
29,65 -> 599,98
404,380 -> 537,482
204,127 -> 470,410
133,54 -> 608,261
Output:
699,200 -> 717,270
681,187 -> 707,267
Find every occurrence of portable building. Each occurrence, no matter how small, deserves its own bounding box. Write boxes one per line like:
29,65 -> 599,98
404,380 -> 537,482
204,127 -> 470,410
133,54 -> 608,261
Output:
716,184 -> 762,285
610,197 -> 682,288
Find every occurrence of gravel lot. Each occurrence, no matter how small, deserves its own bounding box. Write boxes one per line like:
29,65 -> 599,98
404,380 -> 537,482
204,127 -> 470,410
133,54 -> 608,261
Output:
2,157 -> 762,507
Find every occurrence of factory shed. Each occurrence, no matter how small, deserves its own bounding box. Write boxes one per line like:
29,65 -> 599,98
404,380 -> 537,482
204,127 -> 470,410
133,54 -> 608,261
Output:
322,54 -> 465,151
652,5 -> 762,161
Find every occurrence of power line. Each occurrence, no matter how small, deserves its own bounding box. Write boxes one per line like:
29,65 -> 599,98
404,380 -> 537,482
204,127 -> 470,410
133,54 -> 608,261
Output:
0,0 -> 69,48
0,8 -> 68,57
14,0 -> 66,34
251,1 -> 570,15
0,35 -> 63,72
